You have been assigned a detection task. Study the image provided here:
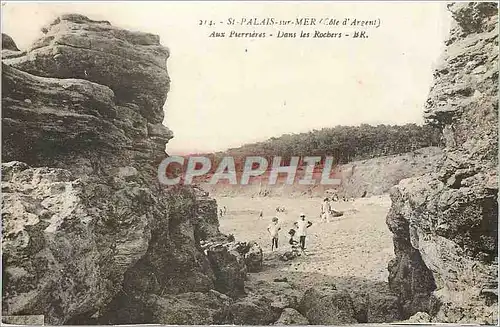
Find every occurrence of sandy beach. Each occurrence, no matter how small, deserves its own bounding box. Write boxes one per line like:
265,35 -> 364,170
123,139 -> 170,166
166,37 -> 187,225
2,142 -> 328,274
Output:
217,195 -> 394,294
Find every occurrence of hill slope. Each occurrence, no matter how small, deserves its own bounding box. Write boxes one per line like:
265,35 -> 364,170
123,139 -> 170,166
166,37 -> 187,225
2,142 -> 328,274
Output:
202,146 -> 443,198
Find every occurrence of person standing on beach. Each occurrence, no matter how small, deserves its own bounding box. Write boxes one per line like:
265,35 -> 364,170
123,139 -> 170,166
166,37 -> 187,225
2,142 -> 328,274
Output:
321,198 -> 332,222
267,217 -> 281,251
294,213 -> 312,251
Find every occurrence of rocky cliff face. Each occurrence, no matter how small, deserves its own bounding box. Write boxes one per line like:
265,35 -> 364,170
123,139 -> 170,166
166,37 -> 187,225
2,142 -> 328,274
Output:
2,14 -> 261,325
386,2 -> 498,324
2,13 -> 172,173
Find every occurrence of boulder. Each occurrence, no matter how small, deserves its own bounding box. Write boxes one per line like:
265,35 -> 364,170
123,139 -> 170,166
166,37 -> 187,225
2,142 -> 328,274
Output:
243,278 -> 302,313
228,295 -> 280,325
366,292 -> 401,323
205,242 -> 248,297
200,240 -> 263,296
2,33 -> 20,51
146,291 -> 231,325
298,286 -> 357,324
350,291 -> 369,323
244,241 -> 263,272
270,294 -> 300,312
404,311 -> 433,323
193,188 -> 220,241
275,308 -> 309,325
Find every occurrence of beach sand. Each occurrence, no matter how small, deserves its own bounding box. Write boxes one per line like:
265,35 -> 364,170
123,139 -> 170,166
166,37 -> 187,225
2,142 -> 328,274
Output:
217,195 -> 394,294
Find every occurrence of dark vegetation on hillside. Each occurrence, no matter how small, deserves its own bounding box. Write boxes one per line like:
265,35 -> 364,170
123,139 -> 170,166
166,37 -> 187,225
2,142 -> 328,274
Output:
186,124 -> 443,174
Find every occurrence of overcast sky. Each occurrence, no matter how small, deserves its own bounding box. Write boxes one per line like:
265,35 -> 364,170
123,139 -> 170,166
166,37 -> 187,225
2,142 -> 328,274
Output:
2,2 -> 451,154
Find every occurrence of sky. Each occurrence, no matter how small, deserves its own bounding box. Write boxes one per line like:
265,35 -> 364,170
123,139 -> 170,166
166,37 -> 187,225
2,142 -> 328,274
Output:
2,2 -> 452,154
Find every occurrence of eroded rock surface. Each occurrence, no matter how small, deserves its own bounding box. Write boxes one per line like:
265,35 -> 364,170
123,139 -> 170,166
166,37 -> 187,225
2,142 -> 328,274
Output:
1,15 -> 260,325
4,14 -> 169,123
1,162 -> 223,324
204,240 -> 263,297
2,33 -> 20,51
386,2 -> 498,324
299,286 -> 357,324
297,286 -> 402,324
275,308 -> 309,325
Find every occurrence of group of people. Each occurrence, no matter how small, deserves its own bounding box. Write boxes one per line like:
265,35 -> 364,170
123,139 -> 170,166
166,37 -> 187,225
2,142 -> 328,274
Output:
263,197 -> 344,258
267,213 -> 313,255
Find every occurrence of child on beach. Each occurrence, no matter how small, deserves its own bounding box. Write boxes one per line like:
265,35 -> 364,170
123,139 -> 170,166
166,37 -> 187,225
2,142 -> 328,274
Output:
288,229 -> 300,253
280,229 -> 301,261
321,198 -> 332,222
294,213 -> 313,251
267,217 -> 281,251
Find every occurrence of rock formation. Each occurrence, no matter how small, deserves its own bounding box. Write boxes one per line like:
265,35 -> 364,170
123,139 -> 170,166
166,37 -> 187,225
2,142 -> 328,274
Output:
2,33 -> 19,51
275,308 -> 309,325
386,2 -> 498,324
1,14 -> 261,325
299,287 -> 358,324
296,286 -> 402,324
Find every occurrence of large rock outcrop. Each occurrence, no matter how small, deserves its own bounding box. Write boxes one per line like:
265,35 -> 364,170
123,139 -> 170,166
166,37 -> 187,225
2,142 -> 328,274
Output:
1,14 -> 260,325
2,15 -> 173,173
386,2 -> 498,324
2,163 -> 219,324
2,33 -> 20,51
297,286 -> 402,324
4,14 -> 169,123
299,287 -> 358,324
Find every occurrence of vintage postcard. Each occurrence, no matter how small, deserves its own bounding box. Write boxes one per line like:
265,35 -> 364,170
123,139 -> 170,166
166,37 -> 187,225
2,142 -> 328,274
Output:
1,1 -> 498,325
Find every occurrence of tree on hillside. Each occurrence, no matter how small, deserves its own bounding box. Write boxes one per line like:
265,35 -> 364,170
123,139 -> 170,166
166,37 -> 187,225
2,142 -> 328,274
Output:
199,123 -> 443,171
